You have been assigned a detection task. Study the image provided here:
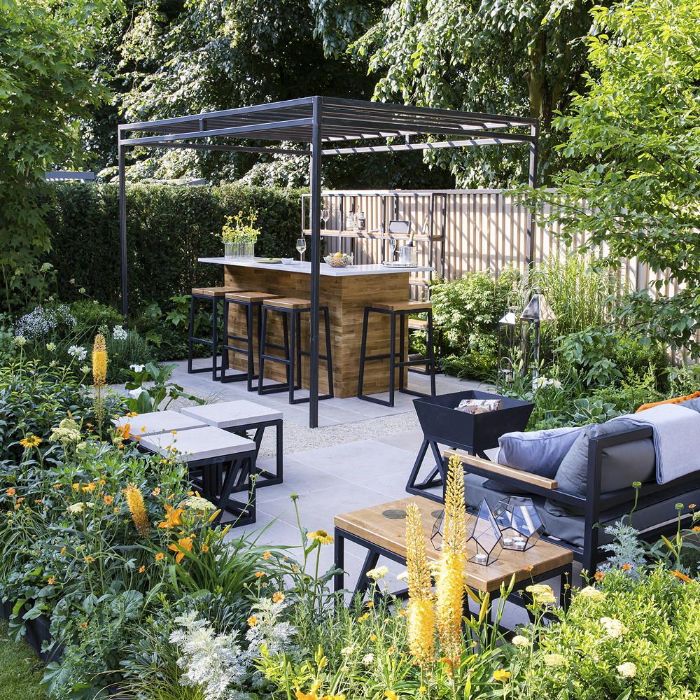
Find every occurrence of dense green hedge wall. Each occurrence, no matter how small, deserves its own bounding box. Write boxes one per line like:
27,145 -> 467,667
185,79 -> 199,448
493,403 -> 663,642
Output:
46,183 -> 301,312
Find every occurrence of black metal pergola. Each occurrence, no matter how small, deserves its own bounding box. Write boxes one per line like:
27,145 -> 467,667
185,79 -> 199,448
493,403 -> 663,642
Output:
117,96 -> 538,428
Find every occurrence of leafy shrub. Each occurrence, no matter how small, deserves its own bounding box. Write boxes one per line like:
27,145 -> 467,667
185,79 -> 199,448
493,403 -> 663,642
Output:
432,268 -> 520,379
70,299 -> 123,339
45,183 -> 302,313
509,567 -> 700,699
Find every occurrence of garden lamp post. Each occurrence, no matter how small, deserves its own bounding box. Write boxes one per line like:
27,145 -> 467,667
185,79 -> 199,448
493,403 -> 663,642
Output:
520,290 -> 556,379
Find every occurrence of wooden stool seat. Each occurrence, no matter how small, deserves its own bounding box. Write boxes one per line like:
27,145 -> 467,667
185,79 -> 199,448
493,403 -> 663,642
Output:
225,291 -> 279,303
373,300 -> 433,312
191,286 -> 237,297
263,297 -> 311,310
408,318 -> 429,331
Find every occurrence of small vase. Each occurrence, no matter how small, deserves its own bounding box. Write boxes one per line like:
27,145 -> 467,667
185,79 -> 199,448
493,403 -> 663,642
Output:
242,241 -> 255,259
224,242 -> 235,259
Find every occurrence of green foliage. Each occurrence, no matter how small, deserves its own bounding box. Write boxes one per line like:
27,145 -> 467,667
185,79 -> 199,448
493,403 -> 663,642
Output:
432,268 -> 520,380
521,0 -> 700,354
350,0 -> 595,184
46,183 -> 302,312
0,0 -> 119,315
70,300 -> 123,339
509,567 -> 700,699
123,362 -> 204,413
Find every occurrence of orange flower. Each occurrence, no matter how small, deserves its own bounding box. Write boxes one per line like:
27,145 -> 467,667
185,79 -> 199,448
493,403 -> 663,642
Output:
621,563 -> 632,572
114,423 -> 131,441
255,571 -> 266,579
200,543 -> 209,553
5,488 -> 15,497
671,569 -> 692,583
247,615 -> 258,627
84,555 -> 95,564
272,591 -> 285,603
47,576 -> 56,585
594,570 -> 605,582
168,536 -> 193,563
155,552 -> 165,562
82,482 -> 96,493
262,550 -> 272,560
138,565 -> 146,574
158,504 -> 184,529
103,495 -> 114,506
151,487 -> 161,497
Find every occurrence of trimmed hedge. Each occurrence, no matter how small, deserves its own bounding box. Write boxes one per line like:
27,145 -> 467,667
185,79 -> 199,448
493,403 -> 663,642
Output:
46,183 -> 301,312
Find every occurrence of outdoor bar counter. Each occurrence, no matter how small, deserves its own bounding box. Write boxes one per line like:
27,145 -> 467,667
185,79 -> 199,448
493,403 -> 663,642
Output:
199,257 -> 432,398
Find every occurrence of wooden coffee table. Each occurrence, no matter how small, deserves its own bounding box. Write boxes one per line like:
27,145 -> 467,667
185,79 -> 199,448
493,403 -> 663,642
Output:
334,496 -> 573,609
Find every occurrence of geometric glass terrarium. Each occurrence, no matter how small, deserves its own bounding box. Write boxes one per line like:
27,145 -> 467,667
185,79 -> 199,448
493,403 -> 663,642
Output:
430,509 -> 445,550
466,499 -> 503,566
494,496 -> 543,552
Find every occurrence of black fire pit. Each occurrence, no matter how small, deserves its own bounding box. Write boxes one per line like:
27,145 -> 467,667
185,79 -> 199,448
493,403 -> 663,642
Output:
406,389 -> 534,502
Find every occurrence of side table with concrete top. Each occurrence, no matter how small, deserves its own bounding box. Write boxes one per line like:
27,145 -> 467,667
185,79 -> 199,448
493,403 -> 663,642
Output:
180,400 -> 284,487
114,410 -> 206,437
139,426 -> 258,526
334,496 -> 573,617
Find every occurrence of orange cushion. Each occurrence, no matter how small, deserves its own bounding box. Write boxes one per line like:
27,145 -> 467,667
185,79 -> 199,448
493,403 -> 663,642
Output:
636,391 -> 700,413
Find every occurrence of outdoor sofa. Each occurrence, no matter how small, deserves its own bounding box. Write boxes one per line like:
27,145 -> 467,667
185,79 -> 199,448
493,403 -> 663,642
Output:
447,402 -> 700,575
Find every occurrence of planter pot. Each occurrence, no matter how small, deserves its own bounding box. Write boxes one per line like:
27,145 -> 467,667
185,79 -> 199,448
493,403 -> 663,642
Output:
224,241 -> 255,259
413,389 -> 534,454
1,600 -> 63,662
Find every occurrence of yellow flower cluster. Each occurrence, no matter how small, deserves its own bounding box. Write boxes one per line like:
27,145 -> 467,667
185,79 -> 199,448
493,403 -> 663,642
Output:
19,434 -> 42,449
124,484 -> 150,537
435,454 -> 466,661
92,334 -> 108,387
405,503 -> 435,665
307,529 -> 333,545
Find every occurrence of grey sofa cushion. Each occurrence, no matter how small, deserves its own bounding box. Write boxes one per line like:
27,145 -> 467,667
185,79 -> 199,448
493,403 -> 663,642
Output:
680,397 -> 700,413
466,473 -> 700,550
497,426 -> 582,479
554,419 -> 654,497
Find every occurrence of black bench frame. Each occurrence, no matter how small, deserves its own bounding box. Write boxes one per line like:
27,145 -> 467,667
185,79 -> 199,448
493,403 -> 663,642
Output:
452,426 -> 700,574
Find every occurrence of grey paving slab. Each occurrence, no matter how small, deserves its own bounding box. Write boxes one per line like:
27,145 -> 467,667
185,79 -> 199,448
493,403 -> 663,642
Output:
141,426 -> 255,461
181,399 -> 283,428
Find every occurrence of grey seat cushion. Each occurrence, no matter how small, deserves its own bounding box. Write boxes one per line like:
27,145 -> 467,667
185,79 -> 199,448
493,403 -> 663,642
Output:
680,397 -> 700,413
555,419 -> 655,497
497,426 -> 582,479
465,473 -> 700,550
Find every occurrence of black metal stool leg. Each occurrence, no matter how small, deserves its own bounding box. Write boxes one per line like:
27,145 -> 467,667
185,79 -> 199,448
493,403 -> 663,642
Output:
187,295 -> 196,373
295,310 -> 303,390
221,299 -> 230,379
288,311 -> 297,404
357,307 -> 370,397
324,306 -> 334,397
399,310 -> 406,393
427,309 -> 437,397
211,297 -> 219,381
258,306 -> 268,394
388,311 -> 396,407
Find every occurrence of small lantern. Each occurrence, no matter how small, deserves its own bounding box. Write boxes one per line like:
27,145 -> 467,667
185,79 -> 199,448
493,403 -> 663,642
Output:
520,290 -> 556,378
494,497 -> 544,551
466,500 -> 503,566
430,509 -> 445,550
497,308 -> 519,383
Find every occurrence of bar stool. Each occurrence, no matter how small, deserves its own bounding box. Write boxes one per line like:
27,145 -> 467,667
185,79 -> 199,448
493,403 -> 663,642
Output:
221,291 -> 279,390
187,287 -> 235,381
357,300 -> 436,407
258,297 -> 334,405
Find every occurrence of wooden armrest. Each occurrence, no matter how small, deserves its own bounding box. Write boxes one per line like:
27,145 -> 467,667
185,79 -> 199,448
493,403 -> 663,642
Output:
444,449 -> 559,490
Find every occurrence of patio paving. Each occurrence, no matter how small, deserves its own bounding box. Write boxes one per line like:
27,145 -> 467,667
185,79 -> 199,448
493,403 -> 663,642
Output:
164,360 -> 565,624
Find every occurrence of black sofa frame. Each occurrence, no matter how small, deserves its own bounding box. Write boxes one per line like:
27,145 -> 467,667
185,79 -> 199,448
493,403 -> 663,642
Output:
447,426 -> 700,574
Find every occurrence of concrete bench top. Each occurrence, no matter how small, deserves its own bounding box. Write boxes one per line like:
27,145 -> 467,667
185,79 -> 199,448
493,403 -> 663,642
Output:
139,426 -> 256,462
180,400 -> 283,429
114,410 -> 206,436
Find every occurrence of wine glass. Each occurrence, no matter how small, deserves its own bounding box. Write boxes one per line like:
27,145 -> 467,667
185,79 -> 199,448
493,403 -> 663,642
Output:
389,237 -> 397,263
296,237 -> 307,263
321,207 -> 329,231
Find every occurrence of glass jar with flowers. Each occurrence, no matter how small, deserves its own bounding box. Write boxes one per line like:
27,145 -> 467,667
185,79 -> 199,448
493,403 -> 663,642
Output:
222,210 -> 260,259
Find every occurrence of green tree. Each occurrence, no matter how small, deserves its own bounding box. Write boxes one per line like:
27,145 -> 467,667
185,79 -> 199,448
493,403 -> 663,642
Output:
0,0 -> 119,313
522,0 -> 700,354
347,0 -> 596,185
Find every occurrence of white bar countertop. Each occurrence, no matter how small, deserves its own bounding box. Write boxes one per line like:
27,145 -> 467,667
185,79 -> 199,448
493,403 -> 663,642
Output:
198,257 -> 433,277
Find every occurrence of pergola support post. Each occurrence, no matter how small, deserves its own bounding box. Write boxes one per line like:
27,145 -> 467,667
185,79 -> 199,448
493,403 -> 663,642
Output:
118,142 -> 128,318
526,122 -> 539,266
308,97 -> 323,428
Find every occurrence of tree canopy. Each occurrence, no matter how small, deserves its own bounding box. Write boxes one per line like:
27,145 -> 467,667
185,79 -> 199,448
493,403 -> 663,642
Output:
0,0 -> 119,312
522,0 -> 700,353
